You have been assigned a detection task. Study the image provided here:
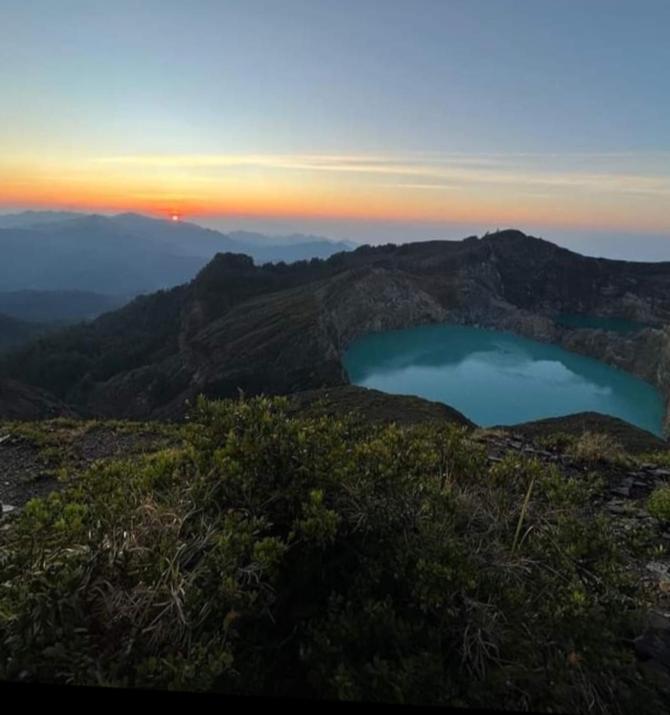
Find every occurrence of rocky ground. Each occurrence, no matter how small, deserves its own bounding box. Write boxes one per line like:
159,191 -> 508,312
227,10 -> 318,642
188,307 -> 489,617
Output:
0,420 -> 178,514
472,429 -> 670,687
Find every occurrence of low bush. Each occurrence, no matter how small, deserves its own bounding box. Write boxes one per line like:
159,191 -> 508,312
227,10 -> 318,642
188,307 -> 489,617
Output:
637,451 -> 670,469
647,485 -> 670,522
535,431 -> 577,451
0,397 -> 661,712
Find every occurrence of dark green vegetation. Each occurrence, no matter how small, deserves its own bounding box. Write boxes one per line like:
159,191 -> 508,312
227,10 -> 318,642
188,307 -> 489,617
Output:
0,252 -> 344,416
1,396 -> 670,712
0,290 -> 128,324
0,313 -> 48,352
648,487 -> 670,522
289,385 -> 474,427
0,291 -> 130,355
0,378 -> 77,420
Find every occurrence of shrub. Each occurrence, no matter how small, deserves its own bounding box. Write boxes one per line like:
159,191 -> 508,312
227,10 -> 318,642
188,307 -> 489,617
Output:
0,396 -> 662,712
636,450 -> 670,468
647,485 -> 670,522
536,431 -> 577,451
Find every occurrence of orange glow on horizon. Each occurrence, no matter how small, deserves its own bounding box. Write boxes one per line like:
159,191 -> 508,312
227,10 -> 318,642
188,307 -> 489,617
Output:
2,190 -> 667,236
1,156 -> 668,235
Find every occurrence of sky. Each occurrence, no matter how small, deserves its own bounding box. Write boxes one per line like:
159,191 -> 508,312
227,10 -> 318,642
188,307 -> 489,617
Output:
1,0 -> 669,259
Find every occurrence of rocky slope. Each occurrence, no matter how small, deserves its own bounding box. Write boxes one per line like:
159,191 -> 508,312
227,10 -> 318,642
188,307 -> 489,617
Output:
508,412 -> 670,454
0,212 -> 354,294
2,230 -> 670,434
0,378 -> 76,420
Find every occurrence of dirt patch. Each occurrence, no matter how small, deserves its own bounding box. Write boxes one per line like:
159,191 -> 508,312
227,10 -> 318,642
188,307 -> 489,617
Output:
0,437 -> 57,507
0,425 -> 176,509
73,426 -> 172,464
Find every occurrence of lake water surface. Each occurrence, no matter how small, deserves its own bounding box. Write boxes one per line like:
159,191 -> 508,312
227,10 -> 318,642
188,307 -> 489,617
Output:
343,324 -> 665,436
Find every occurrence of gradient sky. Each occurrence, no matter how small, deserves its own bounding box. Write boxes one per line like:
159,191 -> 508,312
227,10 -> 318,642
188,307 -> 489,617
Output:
1,0 -> 669,258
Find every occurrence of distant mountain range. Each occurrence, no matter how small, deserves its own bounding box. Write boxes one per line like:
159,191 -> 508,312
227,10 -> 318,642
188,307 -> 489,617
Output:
0,211 -> 356,351
0,290 -> 128,324
0,210 -> 85,229
0,211 -> 356,295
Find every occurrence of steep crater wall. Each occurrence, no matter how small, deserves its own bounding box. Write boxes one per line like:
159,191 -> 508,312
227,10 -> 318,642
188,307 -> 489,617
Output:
321,267 -> 670,436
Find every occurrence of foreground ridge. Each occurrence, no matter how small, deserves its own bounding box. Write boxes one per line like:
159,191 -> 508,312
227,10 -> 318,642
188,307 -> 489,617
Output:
1,396 -> 670,711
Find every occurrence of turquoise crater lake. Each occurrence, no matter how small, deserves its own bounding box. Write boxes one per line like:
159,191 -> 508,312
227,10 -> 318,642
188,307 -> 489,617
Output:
343,324 -> 665,436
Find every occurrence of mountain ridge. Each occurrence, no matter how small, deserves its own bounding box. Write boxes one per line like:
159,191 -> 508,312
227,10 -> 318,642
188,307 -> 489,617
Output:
0,211 -> 355,294
3,228 -> 670,437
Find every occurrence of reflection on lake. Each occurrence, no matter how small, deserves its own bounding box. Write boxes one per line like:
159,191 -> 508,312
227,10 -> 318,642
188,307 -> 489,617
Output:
343,324 -> 664,435
556,314 -> 647,333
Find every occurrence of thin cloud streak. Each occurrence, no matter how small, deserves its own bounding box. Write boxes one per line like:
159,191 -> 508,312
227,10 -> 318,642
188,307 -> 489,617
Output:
93,152 -> 670,198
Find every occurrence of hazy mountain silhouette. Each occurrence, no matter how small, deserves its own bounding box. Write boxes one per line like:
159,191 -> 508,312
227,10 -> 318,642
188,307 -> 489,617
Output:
0,211 -> 355,294
0,290 -> 128,323
228,230 -> 331,245
229,229 -> 356,248
110,214 -> 355,260
0,216 -> 206,293
0,210 -> 83,229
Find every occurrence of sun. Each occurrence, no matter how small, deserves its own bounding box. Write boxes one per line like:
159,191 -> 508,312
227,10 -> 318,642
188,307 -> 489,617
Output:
170,212 -> 181,222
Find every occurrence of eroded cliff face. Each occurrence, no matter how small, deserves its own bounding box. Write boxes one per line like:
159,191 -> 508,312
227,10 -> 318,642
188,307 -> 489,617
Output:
319,268 -> 451,351
312,241 -> 670,435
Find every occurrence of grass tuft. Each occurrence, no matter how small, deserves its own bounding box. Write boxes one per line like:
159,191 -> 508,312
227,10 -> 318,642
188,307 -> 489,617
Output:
569,432 -> 631,466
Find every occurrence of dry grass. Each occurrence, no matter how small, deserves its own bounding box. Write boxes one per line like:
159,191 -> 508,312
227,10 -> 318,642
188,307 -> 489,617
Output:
569,432 -> 630,466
